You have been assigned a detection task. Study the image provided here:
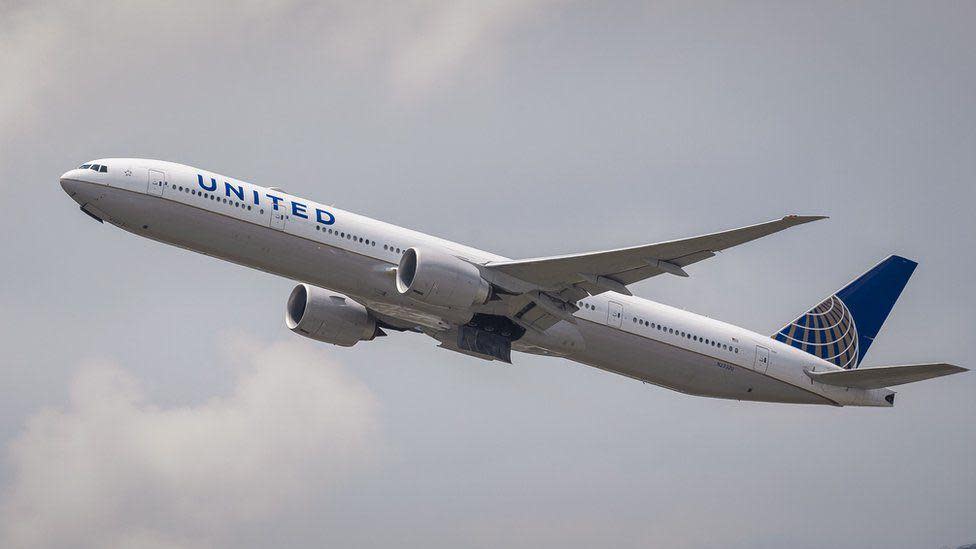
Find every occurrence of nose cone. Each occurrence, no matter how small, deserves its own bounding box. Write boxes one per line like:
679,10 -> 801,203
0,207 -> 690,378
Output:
60,170 -> 83,200
60,171 -> 76,193
60,168 -> 96,206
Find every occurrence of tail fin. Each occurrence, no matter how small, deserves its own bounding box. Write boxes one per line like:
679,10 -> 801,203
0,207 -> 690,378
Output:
772,255 -> 918,369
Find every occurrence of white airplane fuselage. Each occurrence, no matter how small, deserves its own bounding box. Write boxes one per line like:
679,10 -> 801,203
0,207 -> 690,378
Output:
60,158 -> 895,407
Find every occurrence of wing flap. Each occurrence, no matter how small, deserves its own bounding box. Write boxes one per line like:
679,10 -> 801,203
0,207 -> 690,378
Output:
807,363 -> 967,389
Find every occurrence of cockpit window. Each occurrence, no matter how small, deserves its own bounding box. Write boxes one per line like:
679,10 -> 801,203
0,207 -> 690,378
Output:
79,164 -> 91,169
88,164 -> 107,172
98,165 -> 107,173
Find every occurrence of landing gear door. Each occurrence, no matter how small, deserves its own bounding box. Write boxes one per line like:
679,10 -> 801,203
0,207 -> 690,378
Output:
147,169 -> 165,196
607,301 -> 624,328
754,345 -> 770,373
270,207 -> 287,230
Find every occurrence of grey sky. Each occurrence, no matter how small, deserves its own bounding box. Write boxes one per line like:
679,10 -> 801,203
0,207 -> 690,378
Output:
1,1 -> 974,547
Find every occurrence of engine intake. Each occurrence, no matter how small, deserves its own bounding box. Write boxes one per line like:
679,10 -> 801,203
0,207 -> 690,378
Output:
395,247 -> 491,309
285,284 -> 380,346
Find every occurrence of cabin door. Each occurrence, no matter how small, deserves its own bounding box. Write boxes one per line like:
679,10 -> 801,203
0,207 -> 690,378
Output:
754,345 -> 770,373
147,169 -> 165,196
270,206 -> 287,230
607,301 -> 624,328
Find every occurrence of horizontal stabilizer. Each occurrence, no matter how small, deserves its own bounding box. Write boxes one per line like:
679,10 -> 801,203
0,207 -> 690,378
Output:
807,363 -> 967,389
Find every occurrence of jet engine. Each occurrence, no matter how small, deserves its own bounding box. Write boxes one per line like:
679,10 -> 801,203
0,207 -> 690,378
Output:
395,247 -> 491,309
285,284 -> 382,346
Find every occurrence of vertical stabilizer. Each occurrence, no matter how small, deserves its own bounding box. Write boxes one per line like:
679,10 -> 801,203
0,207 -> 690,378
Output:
772,255 -> 917,369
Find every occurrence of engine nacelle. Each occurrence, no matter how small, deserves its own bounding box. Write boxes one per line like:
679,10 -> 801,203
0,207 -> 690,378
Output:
285,284 -> 379,346
395,247 -> 491,309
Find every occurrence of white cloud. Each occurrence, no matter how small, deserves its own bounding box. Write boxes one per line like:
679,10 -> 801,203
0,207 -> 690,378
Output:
0,338 -> 381,549
0,1 -> 553,132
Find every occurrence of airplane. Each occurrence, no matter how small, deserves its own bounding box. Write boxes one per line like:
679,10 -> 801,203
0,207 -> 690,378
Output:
59,158 -> 966,407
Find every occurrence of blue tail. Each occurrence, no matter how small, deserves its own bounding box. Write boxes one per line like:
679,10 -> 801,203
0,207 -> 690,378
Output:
772,255 -> 918,369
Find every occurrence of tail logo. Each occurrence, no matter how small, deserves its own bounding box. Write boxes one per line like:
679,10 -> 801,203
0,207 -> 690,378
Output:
774,295 -> 860,370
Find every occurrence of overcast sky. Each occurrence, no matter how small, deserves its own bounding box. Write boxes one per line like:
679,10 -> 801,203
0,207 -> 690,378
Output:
1,1 -> 974,548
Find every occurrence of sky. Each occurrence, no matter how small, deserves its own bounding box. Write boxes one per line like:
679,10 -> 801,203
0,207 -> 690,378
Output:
1,1 -> 974,548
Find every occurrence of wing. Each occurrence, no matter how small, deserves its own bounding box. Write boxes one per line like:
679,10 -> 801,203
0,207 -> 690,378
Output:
481,215 -> 826,332
807,363 -> 967,389
485,215 -> 826,295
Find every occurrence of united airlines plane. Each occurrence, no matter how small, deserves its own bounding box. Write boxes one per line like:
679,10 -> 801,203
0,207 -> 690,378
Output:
60,159 -> 966,406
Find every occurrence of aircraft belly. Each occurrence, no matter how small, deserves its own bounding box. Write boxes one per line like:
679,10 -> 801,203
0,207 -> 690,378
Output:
568,320 -> 831,404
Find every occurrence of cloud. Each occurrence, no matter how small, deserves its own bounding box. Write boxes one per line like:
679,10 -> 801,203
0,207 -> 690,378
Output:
0,1 -> 553,133
0,338 -> 381,549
